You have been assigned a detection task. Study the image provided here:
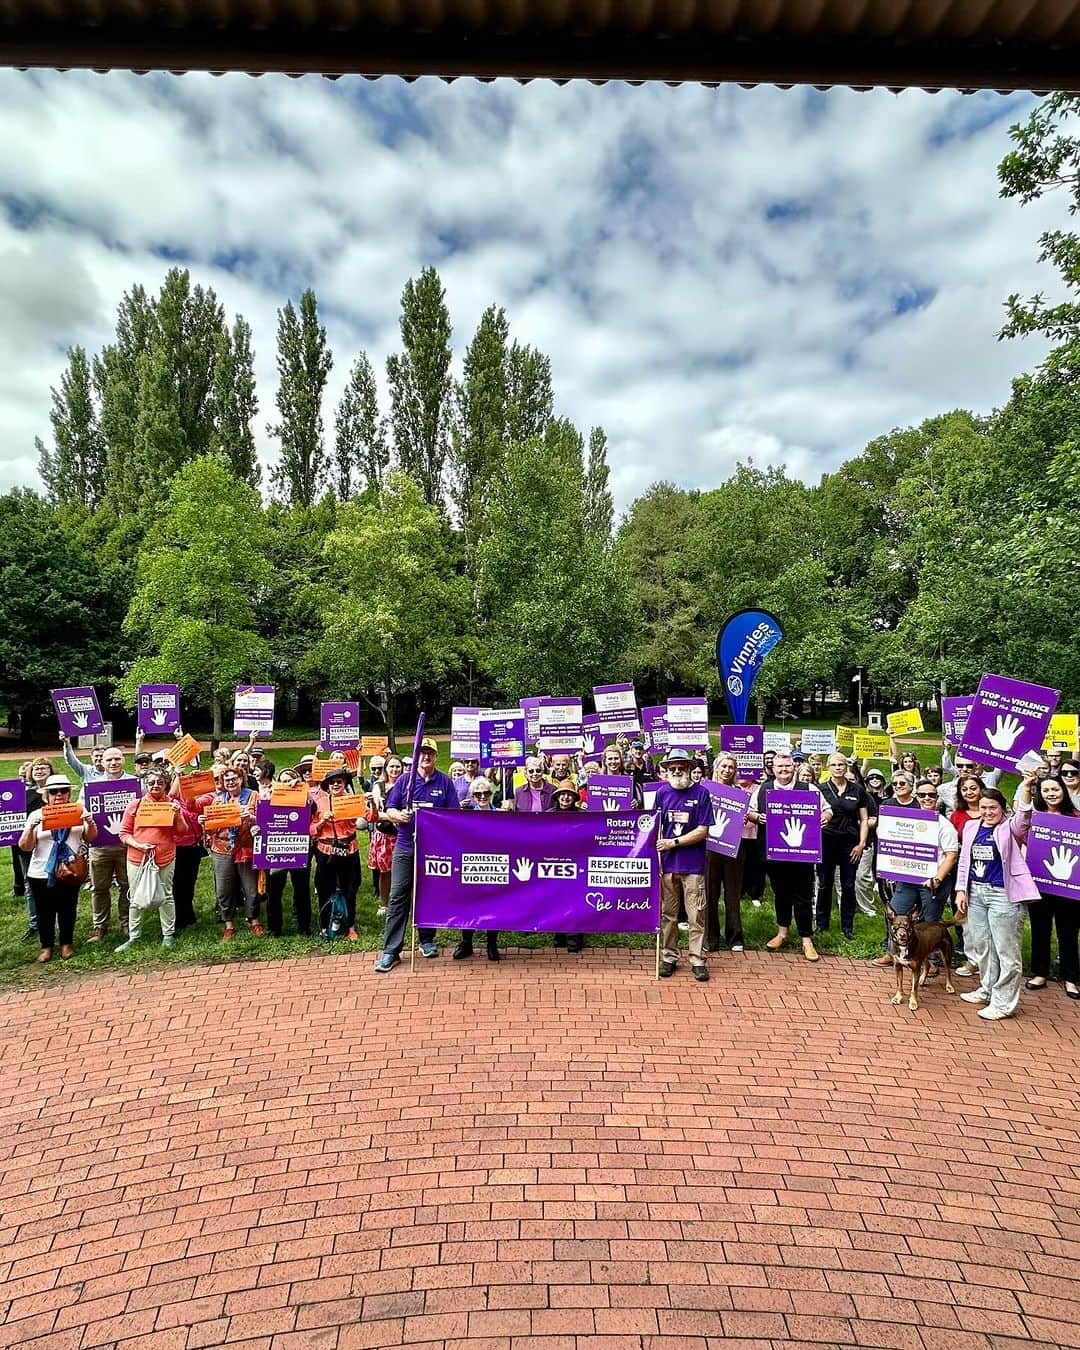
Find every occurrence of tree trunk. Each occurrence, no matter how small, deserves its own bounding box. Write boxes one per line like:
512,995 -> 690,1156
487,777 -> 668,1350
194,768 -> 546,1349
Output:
385,678 -> 396,751
212,693 -> 223,752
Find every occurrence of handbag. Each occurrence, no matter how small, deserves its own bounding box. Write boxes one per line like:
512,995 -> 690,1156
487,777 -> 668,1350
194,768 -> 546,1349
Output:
131,854 -> 164,909
56,846 -> 89,886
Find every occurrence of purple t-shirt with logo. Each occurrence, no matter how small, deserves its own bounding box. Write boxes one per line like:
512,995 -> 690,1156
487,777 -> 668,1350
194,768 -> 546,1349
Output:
386,770 -> 460,851
654,782 -> 714,875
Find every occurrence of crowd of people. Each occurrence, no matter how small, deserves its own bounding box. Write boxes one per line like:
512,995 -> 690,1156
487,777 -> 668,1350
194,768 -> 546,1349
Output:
7,724 -> 1078,1019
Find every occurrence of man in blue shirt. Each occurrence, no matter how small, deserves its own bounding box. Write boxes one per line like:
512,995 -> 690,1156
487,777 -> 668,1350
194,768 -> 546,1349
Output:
655,748 -> 714,982
375,736 -> 459,971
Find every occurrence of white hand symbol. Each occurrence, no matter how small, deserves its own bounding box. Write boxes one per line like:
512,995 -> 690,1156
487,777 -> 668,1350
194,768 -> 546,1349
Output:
71,713 -> 88,729
512,857 -> 534,882
973,860 -> 987,878
711,811 -> 730,836
1046,846 -> 1079,881
986,713 -> 1024,752
106,813 -> 124,834
780,817 -> 805,847
601,797 -> 618,810
151,710 -> 168,726
583,734 -> 597,755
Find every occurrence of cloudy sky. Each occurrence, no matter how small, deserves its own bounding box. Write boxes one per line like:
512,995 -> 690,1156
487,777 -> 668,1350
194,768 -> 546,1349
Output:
0,70 -> 1061,512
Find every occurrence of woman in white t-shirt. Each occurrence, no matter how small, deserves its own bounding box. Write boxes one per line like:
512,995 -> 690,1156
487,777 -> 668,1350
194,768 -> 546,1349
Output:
18,774 -> 97,963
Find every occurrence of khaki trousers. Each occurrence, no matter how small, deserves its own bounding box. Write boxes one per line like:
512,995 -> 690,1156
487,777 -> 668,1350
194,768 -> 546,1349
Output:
90,845 -> 130,932
661,871 -> 706,967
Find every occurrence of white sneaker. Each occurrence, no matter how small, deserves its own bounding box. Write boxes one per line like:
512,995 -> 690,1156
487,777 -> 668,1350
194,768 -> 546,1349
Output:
960,989 -> 989,1004
955,961 -> 979,977
376,906 -> 387,918
731,943 -> 744,953
114,939 -> 136,953
978,1006 -> 1011,1021
678,922 -> 689,932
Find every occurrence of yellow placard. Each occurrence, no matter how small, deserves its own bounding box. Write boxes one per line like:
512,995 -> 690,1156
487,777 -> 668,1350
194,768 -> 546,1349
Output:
835,726 -> 855,751
887,709 -> 924,737
179,770 -> 216,801
165,734 -> 203,766
1042,714 -> 1079,753
203,801 -> 242,830
136,798 -> 177,826
270,783 -> 309,807
853,731 -> 891,758
41,802 -> 84,831
330,794 -> 367,822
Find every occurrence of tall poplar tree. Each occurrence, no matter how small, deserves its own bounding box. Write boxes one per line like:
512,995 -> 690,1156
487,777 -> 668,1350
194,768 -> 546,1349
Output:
212,316 -> 261,487
35,346 -> 106,508
584,426 -> 614,541
334,353 -> 387,500
269,289 -> 333,507
386,267 -> 453,507
450,305 -> 510,560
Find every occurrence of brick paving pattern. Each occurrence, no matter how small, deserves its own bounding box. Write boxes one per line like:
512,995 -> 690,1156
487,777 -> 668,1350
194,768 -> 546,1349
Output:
1,948 -> 1078,1349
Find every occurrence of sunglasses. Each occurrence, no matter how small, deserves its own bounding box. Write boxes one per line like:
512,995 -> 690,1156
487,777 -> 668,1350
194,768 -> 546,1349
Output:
915,791 -> 938,799
47,787 -> 70,794
1061,769 -> 1079,777
473,791 -> 492,799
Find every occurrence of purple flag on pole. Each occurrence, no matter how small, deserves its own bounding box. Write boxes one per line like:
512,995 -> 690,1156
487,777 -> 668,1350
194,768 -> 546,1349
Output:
537,696 -> 583,753
253,800 -> 312,870
701,780 -> 751,857
414,809 -> 660,933
51,686 -> 104,738
0,779 -> 26,846
137,684 -> 180,734
479,710 -> 527,769
764,790 -> 822,862
592,682 -> 640,736
641,706 -> 669,755
957,674 -> 1060,773
1025,811 -> 1080,902
719,725 -> 764,781
84,777 -> 140,848
941,696 -> 975,747
666,697 -> 709,750
320,701 -> 360,751
586,775 -> 636,811
875,804 -> 940,883
234,686 -> 275,735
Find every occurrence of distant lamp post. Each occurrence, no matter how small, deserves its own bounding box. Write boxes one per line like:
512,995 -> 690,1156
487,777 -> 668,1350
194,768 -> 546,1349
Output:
852,670 -> 863,727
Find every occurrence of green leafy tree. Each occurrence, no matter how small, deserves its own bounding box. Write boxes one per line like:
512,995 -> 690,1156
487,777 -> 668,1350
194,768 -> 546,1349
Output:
212,316 -> 261,487
584,426 -> 614,542
312,472 -> 468,741
450,304 -> 510,560
506,341 -> 553,443
35,346 -> 106,509
269,289 -> 333,507
386,267 -> 453,507
118,455 -> 272,741
334,353 -> 387,500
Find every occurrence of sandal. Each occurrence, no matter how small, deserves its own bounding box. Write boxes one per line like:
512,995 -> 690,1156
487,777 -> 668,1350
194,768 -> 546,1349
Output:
37,949 -> 52,964
765,934 -> 788,951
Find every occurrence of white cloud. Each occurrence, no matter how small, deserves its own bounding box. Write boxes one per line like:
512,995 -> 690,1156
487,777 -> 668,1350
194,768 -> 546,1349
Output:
0,70 -> 1063,505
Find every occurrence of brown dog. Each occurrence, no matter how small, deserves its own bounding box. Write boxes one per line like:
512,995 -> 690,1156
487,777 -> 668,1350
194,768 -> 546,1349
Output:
885,905 -> 965,1012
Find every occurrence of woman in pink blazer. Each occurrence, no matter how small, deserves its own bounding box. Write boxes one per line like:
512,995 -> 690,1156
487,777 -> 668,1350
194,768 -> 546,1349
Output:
954,783 -> 1040,1021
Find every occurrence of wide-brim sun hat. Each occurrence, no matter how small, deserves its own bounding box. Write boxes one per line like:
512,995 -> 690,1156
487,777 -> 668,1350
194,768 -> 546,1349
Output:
660,748 -> 693,768
44,774 -> 72,791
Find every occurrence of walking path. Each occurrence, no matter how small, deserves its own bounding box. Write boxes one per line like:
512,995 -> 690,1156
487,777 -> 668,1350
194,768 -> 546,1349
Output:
1,949 -> 1077,1348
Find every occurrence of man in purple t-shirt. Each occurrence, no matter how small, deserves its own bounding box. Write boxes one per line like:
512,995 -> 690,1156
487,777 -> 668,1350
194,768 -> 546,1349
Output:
655,748 -> 714,982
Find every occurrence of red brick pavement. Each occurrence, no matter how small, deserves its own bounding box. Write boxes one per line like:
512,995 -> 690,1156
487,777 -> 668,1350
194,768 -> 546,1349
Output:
1,948 -> 1078,1350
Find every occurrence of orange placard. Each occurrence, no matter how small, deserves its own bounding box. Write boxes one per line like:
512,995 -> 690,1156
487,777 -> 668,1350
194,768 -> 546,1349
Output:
330,794 -> 367,822
270,784 -> 309,807
203,801 -> 242,830
136,798 -> 177,826
178,771 -> 215,801
343,748 -> 361,772
309,758 -> 331,783
165,734 -> 203,766
361,736 -> 389,756
41,803 -> 84,831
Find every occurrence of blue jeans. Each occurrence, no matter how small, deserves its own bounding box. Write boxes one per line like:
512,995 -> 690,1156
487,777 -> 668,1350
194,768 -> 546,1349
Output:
966,882 -> 1026,1015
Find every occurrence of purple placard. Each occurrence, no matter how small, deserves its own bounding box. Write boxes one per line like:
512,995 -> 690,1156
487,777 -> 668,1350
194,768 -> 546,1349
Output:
320,701 -> 360,751
414,809 -> 660,933
641,706 -> 669,755
764,789 -> 823,863
51,685 -> 104,738
666,697 -> 709,750
580,715 -> 608,759
701,780 -> 751,857
958,674 -> 1060,773
719,725 -> 764,781
253,799 -> 312,869
234,685 -> 275,735
875,804 -> 940,884
941,696 -> 975,747
479,709 -> 527,769
137,684 -> 180,734
84,777 -> 140,848
593,682 -> 640,736
520,697 -> 542,745
538,696 -> 583,753
0,779 -> 27,846
640,780 -> 665,809
586,775 -> 636,811
450,707 -> 486,759
1025,811 -> 1080,902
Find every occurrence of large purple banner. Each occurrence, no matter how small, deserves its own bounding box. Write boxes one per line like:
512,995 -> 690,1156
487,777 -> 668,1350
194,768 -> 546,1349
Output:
1026,811 -> 1080,902
414,809 -> 660,933
138,684 -> 180,734
586,775 -> 636,811
51,686 -> 104,737
941,695 -> 975,747
84,777 -> 140,848
875,804 -> 939,884
253,800 -> 312,869
0,779 -> 26,847
719,725 -> 764,781
958,674 -> 1059,773
764,790 -> 822,863
320,701 -> 360,751
700,780 -> 751,858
